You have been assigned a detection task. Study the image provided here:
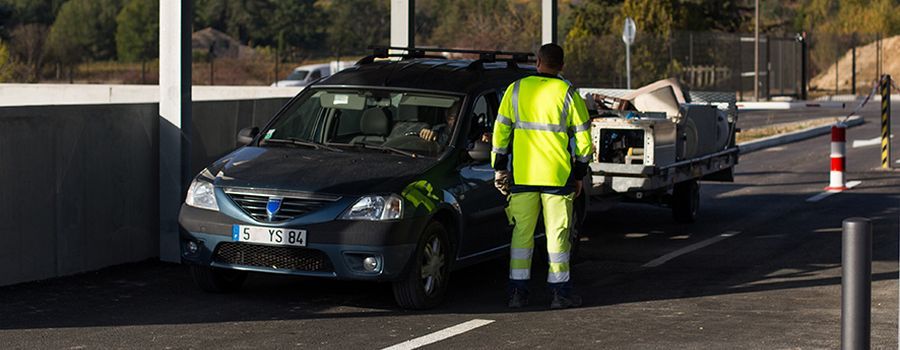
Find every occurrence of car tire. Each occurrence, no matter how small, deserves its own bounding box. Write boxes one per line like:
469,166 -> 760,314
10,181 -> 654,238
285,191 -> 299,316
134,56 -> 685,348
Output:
392,221 -> 451,310
190,265 -> 248,293
672,179 -> 700,223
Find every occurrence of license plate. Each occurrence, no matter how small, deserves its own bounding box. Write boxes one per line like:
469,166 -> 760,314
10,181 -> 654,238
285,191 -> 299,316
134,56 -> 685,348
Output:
232,225 -> 307,247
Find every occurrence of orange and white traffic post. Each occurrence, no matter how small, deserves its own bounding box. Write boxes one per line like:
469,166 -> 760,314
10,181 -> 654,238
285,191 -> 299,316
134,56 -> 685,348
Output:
826,123 -> 848,192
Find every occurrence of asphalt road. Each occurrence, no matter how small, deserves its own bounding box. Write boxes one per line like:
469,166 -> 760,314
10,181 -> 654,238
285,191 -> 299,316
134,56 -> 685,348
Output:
1,111 -> 898,349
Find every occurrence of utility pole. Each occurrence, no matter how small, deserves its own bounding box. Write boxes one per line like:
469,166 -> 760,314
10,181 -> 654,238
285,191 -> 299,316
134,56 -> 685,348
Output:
159,0 -> 192,262
754,0 -> 760,101
622,18 -> 636,89
390,0 -> 415,49
542,0 -> 558,44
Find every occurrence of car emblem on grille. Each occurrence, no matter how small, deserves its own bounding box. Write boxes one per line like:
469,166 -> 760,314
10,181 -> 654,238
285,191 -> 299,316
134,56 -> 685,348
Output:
266,197 -> 283,221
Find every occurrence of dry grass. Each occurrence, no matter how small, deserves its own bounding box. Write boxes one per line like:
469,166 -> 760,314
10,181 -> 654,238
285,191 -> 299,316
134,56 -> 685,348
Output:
810,35 -> 900,92
736,117 -> 840,144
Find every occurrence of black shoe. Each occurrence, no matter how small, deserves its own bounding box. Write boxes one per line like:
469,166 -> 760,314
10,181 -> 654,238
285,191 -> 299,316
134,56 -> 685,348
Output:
550,290 -> 582,309
508,289 -> 528,308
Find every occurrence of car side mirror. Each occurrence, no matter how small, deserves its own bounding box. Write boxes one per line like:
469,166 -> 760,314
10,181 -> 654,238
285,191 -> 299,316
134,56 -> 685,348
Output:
468,140 -> 491,163
237,127 -> 259,146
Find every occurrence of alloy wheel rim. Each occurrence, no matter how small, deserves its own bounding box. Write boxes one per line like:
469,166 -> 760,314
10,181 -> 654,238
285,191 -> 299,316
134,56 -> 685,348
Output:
420,235 -> 444,296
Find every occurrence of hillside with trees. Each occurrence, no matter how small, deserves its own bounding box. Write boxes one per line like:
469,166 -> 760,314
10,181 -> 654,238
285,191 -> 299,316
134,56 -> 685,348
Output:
0,0 -> 898,86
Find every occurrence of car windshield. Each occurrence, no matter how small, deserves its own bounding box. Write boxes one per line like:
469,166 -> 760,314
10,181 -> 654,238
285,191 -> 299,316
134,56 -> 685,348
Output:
261,88 -> 462,157
286,70 -> 309,81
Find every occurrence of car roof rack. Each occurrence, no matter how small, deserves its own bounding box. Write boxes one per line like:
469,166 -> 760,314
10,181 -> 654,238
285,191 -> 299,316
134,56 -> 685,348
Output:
356,46 -> 535,69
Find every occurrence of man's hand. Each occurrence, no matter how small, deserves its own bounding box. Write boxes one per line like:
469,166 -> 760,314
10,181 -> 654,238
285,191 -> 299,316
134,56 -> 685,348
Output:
574,180 -> 583,198
494,170 -> 510,196
419,128 -> 437,142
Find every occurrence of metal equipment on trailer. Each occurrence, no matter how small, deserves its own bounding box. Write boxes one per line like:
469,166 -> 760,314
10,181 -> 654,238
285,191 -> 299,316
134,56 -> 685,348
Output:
580,81 -> 740,223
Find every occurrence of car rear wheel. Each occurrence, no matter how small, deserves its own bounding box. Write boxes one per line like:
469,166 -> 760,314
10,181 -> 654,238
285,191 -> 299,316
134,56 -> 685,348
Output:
392,221 -> 451,309
190,265 -> 247,293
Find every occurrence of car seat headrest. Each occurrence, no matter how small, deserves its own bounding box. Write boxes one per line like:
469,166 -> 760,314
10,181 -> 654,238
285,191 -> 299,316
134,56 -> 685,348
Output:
360,108 -> 391,136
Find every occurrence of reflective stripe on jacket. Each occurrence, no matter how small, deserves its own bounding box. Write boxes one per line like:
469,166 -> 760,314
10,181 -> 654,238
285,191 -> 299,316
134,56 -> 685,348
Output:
491,74 -> 593,187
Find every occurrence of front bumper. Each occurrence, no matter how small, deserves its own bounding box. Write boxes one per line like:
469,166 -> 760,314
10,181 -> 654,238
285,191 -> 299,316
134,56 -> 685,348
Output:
179,204 -> 428,281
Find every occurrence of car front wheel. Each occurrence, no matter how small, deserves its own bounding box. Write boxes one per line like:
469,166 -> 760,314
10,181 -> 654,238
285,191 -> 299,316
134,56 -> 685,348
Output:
392,221 -> 451,309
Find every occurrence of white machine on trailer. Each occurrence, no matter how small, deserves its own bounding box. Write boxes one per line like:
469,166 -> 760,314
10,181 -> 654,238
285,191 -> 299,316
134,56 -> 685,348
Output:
580,79 -> 740,223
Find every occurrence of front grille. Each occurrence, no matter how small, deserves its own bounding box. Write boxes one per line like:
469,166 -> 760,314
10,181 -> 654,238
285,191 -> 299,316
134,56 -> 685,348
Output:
224,188 -> 340,222
212,242 -> 333,272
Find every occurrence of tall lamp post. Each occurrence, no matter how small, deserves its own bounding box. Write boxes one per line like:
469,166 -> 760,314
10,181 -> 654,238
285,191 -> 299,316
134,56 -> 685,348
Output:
754,0 -> 760,101
622,17 -> 636,89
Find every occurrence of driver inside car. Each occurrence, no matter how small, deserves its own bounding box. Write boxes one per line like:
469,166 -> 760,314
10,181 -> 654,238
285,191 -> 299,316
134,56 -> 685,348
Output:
418,103 -> 459,145
418,103 -> 492,145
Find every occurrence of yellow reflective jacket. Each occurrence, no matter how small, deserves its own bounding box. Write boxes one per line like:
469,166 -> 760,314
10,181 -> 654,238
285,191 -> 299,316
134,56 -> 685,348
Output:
491,74 -> 593,187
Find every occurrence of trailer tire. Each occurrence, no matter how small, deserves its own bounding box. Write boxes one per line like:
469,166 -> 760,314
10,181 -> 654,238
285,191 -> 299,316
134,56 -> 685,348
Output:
672,179 -> 700,223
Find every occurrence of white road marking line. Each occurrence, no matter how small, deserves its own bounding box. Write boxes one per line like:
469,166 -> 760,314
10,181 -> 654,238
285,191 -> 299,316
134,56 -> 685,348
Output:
382,319 -> 495,350
805,180 -> 862,202
852,137 -> 882,148
805,191 -> 834,202
642,231 -> 740,268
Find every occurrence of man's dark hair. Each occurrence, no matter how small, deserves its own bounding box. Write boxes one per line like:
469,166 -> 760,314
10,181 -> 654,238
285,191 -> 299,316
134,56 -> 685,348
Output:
538,43 -> 564,70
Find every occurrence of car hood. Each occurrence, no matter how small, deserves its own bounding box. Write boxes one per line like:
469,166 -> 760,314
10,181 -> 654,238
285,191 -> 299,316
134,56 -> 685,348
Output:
210,146 -> 436,196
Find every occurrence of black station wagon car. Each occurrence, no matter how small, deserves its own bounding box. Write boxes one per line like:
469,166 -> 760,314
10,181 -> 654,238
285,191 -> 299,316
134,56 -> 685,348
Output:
178,48 -> 588,309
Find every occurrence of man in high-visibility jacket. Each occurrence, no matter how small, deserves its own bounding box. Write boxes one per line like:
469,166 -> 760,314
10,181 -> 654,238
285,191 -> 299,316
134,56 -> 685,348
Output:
491,43 -> 593,309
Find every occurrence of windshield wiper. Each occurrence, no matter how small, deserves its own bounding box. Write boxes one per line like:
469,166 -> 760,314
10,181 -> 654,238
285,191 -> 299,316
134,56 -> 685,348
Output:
328,142 -> 420,158
264,138 -> 343,152
362,144 -> 419,158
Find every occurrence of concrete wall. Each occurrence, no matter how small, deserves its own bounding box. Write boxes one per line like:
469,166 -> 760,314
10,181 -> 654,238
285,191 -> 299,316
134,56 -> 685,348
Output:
0,97 -> 291,286
0,84 -> 303,106
191,98 -> 290,174
0,104 -> 159,285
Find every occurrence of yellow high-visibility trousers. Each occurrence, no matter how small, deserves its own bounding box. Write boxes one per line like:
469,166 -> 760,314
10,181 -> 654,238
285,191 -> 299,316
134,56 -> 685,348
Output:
508,192 -> 573,284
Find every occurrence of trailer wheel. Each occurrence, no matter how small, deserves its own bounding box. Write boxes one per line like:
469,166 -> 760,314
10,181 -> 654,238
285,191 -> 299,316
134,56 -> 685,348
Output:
672,179 -> 700,223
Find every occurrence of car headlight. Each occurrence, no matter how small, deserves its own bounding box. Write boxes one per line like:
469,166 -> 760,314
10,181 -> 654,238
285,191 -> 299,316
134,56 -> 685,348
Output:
341,194 -> 403,221
185,178 -> 219,211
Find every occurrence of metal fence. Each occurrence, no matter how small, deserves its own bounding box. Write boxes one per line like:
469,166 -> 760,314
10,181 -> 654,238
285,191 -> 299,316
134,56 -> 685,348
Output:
565,30 -> 890,101
564,31 -> 810,101
806,32 -> 886,97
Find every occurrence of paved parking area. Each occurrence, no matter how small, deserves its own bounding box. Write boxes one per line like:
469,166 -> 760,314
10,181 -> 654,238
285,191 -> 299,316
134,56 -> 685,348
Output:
1,115 -> 898,349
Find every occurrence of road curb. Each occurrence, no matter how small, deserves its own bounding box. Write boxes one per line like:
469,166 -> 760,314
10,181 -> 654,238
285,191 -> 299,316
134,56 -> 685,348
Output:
736,101 -> 847,110
738,115 -> 865,154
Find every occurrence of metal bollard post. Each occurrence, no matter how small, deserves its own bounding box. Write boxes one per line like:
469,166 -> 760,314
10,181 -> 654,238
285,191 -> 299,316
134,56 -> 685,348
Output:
842,217 -> 872,350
